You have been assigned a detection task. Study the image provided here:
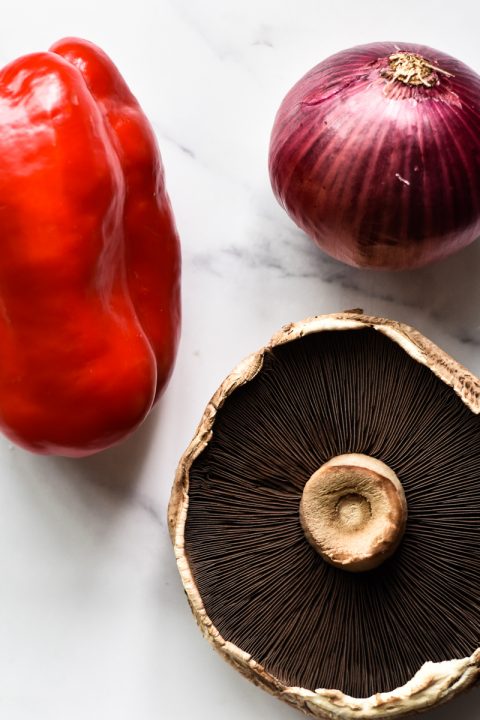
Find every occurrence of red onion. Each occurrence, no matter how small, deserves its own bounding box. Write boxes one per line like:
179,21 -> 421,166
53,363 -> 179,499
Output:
269,42 -> 480,270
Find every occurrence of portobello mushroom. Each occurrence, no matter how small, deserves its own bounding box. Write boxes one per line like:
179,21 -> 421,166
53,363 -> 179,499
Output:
169,311 -> 480,719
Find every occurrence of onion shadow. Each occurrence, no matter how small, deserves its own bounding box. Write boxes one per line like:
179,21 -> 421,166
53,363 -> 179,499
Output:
294,230 -> 480,348
253,193 -> 480,351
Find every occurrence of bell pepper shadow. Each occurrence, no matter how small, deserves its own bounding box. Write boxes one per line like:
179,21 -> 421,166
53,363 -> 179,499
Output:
57,400 -> 162,499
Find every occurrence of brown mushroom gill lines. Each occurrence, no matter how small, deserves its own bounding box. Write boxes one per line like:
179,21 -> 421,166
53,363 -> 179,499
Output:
395,563 -> 478,654
185,329 -> 480,698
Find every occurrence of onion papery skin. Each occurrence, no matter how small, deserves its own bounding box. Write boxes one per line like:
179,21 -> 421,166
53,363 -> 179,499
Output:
269,42 -> 480,270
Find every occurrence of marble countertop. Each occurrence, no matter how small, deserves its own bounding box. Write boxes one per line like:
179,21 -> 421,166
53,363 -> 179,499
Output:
1,1 -> 479,718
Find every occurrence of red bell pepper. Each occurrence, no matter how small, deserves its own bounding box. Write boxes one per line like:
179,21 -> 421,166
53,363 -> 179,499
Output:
0,38 -> 181,456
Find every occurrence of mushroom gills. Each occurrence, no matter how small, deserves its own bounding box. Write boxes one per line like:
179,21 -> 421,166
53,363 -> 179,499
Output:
185,329 -> 480,698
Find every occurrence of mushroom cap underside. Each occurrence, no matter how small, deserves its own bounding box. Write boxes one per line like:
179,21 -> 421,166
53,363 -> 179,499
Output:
169,312 -> 480,719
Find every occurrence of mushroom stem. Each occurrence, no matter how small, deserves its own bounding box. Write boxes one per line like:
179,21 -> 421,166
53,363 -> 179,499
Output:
300,454 -> 407,572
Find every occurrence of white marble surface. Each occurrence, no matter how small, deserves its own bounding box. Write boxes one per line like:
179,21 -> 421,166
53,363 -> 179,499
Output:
0,1 -> 479,718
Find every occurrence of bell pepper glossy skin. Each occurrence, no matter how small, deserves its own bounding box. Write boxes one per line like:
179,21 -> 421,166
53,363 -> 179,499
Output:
0,38 -> 181,456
